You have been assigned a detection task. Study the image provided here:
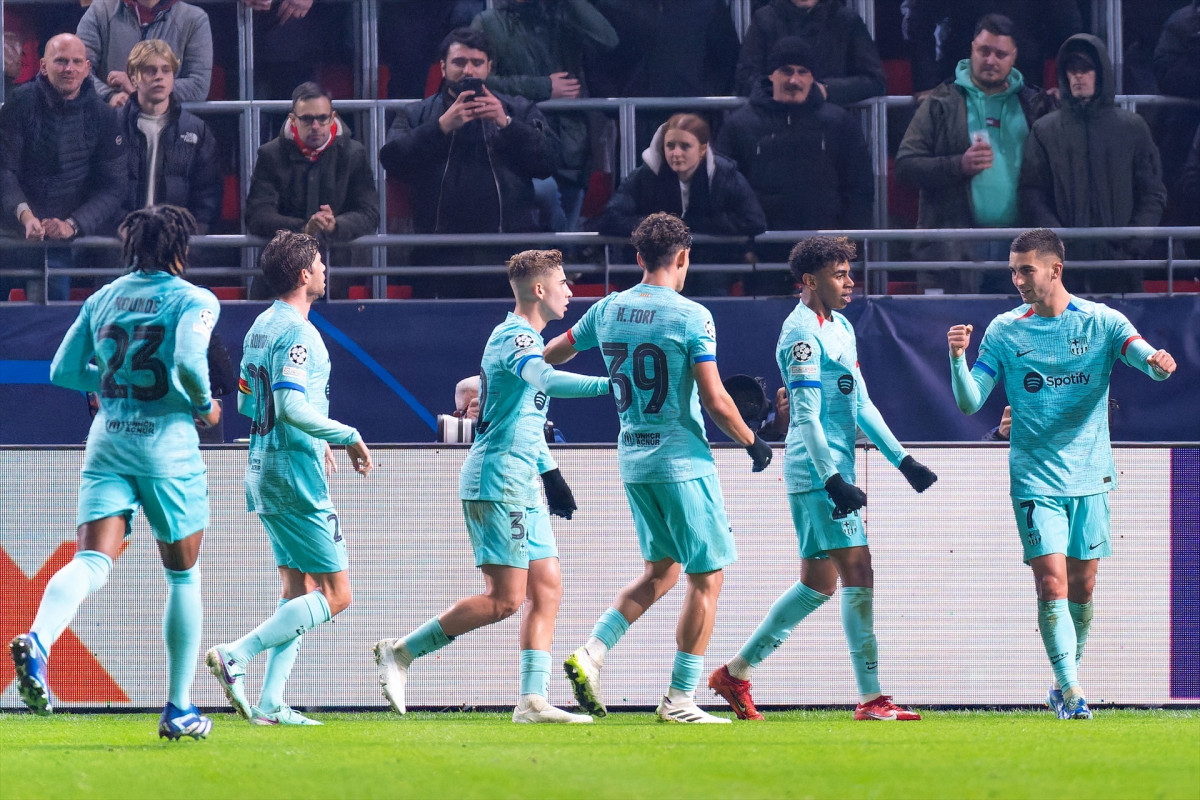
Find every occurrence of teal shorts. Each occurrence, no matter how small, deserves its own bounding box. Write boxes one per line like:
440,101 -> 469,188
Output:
462,500 -> 556,569
76,469 -> 208,544
260,507 -> 348,574
789,488 -> 867,559
1011,493 -> 1111,563
623,474 -> 736,574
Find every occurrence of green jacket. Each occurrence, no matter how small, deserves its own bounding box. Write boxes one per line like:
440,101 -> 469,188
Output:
472,0 -> 617,181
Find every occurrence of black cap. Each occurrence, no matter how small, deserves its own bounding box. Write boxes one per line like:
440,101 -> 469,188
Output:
766,37 -> 817,77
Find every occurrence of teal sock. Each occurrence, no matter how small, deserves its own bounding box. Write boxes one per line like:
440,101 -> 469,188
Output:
738,581 -> 830,667
590,607 -> 630,651
163,565 -> 202,709
519,649 -> 551,698
227,591 -> 331,664
259,598 -> 302,711
1069,601 -> 1093,671
402,616 -> 452,660
841,587 -> 880,696
30,550 -> 113,648
1038,599 -> 1078,691
669,651 -> 704,693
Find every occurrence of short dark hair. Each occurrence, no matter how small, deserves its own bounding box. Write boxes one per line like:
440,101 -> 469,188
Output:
507,249 -> 562,284
438,27 -> 491,62
631,213 -> 692,270
974,13 -> 1017,42
118,205 -> 197,276
260,230 -> 320,296
1010,228 -> 1065,262
291,81 -> 330,109
788,236 -> 857,282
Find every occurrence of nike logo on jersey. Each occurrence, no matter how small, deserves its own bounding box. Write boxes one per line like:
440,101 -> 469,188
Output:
1016,349 -> 1034,357
1089,541 -> 1107,550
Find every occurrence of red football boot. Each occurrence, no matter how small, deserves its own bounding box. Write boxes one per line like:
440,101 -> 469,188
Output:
708,665 -> 765,721
854,695 -> 922,721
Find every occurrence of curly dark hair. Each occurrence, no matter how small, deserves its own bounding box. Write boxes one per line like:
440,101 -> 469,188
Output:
119,205 -> 197,276
260,230 -> 320,296
788,235 -> 857,281
631,212 -> 693,270
1010,228 -> 1065,262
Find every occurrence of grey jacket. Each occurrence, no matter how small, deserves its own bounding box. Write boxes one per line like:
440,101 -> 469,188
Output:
77,0 -> 212,103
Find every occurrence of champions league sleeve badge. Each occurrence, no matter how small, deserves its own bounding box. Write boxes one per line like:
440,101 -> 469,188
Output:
288,344 -> 309,366
791,341 -> 813,362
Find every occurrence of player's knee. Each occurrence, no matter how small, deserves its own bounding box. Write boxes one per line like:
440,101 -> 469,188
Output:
326,588 -> 352,616
490,595 -> 523,621
1034,574 -> 1065,601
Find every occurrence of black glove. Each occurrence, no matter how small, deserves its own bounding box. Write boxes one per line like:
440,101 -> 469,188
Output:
825,473 -> 866,517
898,455 -> 937,493
746,434 -> 772,472
541,468 -> 577,520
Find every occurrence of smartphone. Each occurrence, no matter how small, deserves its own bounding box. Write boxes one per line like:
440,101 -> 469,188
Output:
457,77 -> 484,97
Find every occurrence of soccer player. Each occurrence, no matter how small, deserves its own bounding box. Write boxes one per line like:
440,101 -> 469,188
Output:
9,205 -> 220,740
374,249 -> 611,724
709,235 -> 935,722
948,228 -> 1175,720
545,212 -> 774,724
206,230 -> 372,726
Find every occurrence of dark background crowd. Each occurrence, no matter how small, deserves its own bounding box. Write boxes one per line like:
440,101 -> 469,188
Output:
2,0 -> 1198,301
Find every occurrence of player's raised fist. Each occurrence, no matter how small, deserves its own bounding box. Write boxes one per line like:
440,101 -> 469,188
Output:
947,324 -> 974,358
1147,349 -> 1176,378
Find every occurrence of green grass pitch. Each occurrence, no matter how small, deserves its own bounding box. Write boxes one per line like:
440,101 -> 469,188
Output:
2,709 -> 1197,799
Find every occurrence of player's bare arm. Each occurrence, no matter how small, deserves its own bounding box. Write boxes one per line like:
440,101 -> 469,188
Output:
541,332 -> 578,365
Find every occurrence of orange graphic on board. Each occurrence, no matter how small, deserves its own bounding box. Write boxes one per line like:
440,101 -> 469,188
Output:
1,543 -> 130,703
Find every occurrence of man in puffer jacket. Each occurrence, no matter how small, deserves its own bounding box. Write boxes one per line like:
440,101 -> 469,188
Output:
716,37 -> 874,236
120,39 -> 220,232
1020,34 -> 1167,293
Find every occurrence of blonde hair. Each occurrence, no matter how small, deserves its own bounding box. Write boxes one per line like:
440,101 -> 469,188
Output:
126,39 -> 179,77
506,249 -> 563,284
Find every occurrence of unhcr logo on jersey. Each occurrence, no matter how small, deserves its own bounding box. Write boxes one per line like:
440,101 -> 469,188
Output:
1024,371 -> 1090,392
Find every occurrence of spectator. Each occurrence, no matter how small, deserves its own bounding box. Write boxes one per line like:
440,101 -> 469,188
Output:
0,33 -> 127,301
600,114 -> 765,239
906,0 -> 1082,96
120,40 -> 220,233
1179,123 -> 1200,259
77,0 -> 212,107
471,0 -> 618,232
378,28 -> 556,236
244,81 -> 379,242
895,14 -> 1055,292
1020,34 -> 1168,293
735,0 -> 886,106
601,113 -> 765,295
1153,2 -> 1200,226
716,38 -> 873,256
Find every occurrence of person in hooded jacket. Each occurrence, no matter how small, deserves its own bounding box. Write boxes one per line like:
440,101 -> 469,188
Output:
1019,34 -> 1167,294
600,113 -> 765,295
716,36 -> 873,281
895,14 -> 1055,292
734,0 -> 886,106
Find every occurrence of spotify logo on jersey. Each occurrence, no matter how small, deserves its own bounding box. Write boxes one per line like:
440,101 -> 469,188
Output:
1023,372 -> 1044,393
837,374 -> 855,395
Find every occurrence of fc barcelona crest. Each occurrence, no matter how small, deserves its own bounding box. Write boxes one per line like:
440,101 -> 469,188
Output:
1069,337 -> 1088,356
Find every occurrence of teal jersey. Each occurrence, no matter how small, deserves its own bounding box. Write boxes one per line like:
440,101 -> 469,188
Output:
569,284 -> 717,484
460,313 -> 556,505
240,301 -> 343,514
50,270 -> 218,477
968,297 -> 1143,496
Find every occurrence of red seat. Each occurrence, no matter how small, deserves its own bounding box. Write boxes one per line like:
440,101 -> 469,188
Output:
579,171 -> 614,221
425,63 -> 443,98
882,59 -> 913,96
7,288 -> 27,302
886,156 -> 919,228
207,63 -> 227,101
1143,279 -> 1200,293
209,286 -> 246,300
386,284 -> 413,299
887,281 -> 921,295
316,63 -> 354,99
1043,59 -> 1058,90
69,288 -> 95,301
570,283 -> 608,297
221,174 -> 241,224
348,285 -> 370,300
